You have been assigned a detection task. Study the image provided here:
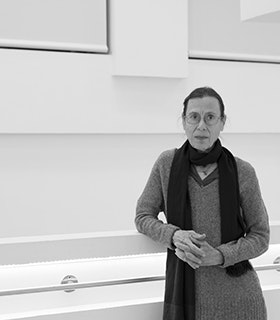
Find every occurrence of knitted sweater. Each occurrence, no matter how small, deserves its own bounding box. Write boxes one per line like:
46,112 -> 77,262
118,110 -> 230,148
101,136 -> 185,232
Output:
135,148 -> 270,320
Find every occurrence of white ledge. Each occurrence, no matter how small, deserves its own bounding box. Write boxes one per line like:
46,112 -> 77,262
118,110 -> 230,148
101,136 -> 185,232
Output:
189,50 -> 280,63
0,39 -> 108,53
0,223 -> 279,265
0,231 -> 166,265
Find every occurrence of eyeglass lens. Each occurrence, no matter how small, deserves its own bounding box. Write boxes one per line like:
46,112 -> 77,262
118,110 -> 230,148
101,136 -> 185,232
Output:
186,112 -> 220,126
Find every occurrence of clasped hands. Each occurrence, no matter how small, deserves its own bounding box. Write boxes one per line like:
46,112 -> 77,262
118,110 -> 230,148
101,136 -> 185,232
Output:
173,230 -> 223,269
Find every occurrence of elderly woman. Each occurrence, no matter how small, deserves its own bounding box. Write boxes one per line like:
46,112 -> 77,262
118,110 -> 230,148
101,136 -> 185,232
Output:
135,87 -> 269,320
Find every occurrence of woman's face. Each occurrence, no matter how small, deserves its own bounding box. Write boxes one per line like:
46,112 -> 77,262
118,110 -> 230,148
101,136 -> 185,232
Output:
183,96 -> 226,152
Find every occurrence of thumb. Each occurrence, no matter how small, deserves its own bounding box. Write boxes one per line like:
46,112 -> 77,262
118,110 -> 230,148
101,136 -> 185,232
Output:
191,232 -> 206,240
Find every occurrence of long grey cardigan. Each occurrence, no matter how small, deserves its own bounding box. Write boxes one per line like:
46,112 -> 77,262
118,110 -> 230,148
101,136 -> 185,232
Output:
135,149 -> 270,320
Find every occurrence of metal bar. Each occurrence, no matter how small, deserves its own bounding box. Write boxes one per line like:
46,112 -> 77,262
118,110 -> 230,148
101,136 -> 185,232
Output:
0,263 -> 278,297
0,276 -> 165,297
255,264 -> 280,271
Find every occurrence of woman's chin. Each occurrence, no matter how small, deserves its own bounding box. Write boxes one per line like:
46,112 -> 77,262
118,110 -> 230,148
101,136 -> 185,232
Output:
192,141 -> 214,153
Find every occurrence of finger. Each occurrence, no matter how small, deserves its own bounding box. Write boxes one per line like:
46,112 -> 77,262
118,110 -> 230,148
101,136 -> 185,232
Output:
184,251 -> 202,266
185,240 -> 206,258
188,243 -> 206,258
188,261 -> 200,269
175,249 -> 200,269
185,259 -> 200,269
174,238 -> 205,258
191,237 -> 206,247
175,240 -> 205,258
190,232 -> 206,240
174,241 -> 189,251
175,248 -> 186,261
176,248 -> 202,265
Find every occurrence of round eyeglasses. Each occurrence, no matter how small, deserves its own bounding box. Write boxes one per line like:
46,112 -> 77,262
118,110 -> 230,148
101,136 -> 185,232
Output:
185,112 -> 222,126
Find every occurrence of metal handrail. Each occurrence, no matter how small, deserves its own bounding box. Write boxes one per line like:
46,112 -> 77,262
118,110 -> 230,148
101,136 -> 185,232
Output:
255,263 -> 280,271
0,276 -> 165,297
0,263 -> 279,297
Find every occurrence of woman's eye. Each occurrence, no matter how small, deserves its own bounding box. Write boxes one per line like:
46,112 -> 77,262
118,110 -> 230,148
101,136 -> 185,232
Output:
186,113 -> 200,124
191,114 -> 198,119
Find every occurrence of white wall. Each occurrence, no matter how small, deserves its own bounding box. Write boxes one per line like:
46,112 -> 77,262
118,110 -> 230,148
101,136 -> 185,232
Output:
1,53 -> 280,133
0,133 -> 279,240
0,0 -> 279,245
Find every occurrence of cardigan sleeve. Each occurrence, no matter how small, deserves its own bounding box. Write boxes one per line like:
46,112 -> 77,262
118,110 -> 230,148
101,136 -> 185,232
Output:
135,151 -> 180,249
217,160 -> 270,268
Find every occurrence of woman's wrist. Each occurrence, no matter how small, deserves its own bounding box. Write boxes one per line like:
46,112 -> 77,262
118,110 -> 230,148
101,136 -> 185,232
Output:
215,249 -> 224,266
172,230 -> 180,244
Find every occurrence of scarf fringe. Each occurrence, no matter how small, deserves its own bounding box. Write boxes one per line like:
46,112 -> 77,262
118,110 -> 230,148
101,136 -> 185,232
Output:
226,260 -> 253,277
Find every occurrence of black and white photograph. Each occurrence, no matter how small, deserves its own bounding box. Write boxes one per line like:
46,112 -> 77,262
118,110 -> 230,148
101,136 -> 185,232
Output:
0,0 -> 279,319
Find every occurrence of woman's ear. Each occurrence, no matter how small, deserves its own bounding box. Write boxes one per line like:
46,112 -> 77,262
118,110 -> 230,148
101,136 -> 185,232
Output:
182,116 -> 187,132
220,114 -> 227,131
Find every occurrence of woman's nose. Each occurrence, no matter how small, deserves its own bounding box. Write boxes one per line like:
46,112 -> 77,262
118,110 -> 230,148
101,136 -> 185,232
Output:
197,117 -> 207,130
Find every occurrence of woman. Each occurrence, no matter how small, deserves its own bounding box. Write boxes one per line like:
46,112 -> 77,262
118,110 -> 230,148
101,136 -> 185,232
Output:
135,87 -> 269,320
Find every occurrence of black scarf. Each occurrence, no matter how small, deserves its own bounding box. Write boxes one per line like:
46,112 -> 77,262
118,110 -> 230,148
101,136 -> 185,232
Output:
163,139 -> 252,320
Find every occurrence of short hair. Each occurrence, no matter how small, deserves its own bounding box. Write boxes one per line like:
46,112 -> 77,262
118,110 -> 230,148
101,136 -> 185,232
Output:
182,87 -> 225,119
